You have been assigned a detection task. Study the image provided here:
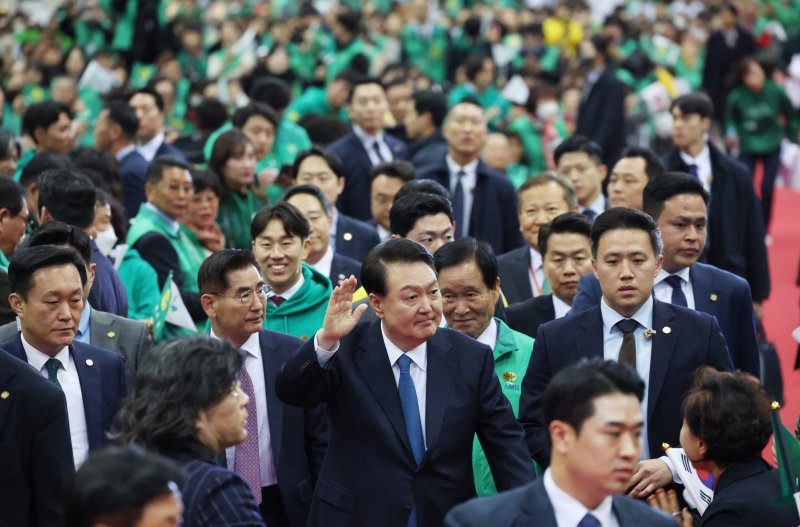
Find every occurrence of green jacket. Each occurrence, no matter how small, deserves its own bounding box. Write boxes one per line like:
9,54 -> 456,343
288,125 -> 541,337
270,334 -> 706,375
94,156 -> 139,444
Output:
117,248 -> 160,321
286,87 -> 349,124
263,263 -> 332,341
218,189 -> 266,250
726,80 -> 799,155
0,250 -> 9,273
472,318 -> 535,496
401,23 -> 449,83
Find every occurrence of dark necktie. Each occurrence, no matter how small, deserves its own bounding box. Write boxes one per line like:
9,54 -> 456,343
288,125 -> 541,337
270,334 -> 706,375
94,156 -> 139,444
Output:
271,296 -> 286,307
664,274 -> 688,307
372,140 -> 386,164
582,208 -> 597,221
616,319 -> 638,369
235,365 -> 262,504
44,358 -> 62,389
688,164 -> 699,180
397,354 -> 424,527
453,170 -> 466,238
578,513 -> 601,527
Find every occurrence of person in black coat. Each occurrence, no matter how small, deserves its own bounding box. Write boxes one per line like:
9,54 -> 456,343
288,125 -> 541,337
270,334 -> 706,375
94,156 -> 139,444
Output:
405,89 -> 449,170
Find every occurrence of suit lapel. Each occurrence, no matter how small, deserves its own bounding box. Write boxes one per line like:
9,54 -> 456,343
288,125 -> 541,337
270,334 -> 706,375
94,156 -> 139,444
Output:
351,134 -> 374,170
516,481 -> 558,526
3,333 -> 27,362
612,496 -> 642,526
470,166 -> 490,235
0,365 -> 15,434
690,264 -> 719,318
71,344 -> 103,450
512,249 -> 533,302
421,331 -> 455,463
535,295 -> 556,322
259,332 -> 285,466
647,301 -> 678,420
574,308 -> 605,361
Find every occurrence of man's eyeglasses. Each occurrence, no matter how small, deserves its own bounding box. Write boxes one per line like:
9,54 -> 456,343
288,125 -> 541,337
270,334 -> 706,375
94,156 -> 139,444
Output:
211,285 -> 270,306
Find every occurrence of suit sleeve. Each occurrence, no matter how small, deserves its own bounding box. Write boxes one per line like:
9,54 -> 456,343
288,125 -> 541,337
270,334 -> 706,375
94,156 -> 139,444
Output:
276,338 -> 338,408
501,186 -> 524,254
32,389 -> 74,527
304,404 -> 328,484
444,501 -> 482,527
738,165 -> 770,302
518,325 -> 553,468
134,322 -> 152,378
732,281 -> 759,377
475,346 -> 537,490
570,276 -> 601,315
197,471 -> 266,527
708,316 -> 734,372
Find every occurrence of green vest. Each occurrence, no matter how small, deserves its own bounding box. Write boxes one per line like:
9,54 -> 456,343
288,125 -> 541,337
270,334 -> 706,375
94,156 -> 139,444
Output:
0,250 -> 9,273
218,189 -> 266,250
117,248 -> 160,321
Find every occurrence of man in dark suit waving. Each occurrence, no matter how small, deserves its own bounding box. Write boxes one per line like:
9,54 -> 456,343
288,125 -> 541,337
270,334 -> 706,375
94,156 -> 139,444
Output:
446,359 -> 674,527
519,208 -> 733,499
277,238 -> 534,527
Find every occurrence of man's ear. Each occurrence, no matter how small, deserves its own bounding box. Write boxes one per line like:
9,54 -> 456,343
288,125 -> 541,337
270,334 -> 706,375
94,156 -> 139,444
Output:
9,293 -> 23,317
368,293 -> 384,319
200,293 -> 217,319
549,420 -> 575,455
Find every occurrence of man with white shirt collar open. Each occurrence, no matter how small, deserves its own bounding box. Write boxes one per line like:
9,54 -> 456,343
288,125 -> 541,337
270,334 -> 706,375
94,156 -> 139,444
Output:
446,359 -> 675,527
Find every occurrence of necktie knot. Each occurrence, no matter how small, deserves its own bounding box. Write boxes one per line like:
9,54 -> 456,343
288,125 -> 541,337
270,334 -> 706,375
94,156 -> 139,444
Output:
45,358 -> 62,388
271,295 -> 286,307
578,513 -> 601,527
397,353 -> 412,373
582,208 -> 597,220
665,274 -> 683,290
688,164 -> 699,179
616,318 -> 638,334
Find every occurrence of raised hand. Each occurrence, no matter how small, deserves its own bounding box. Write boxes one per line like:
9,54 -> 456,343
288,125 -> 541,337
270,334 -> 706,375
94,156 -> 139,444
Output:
317,275 -> 368,350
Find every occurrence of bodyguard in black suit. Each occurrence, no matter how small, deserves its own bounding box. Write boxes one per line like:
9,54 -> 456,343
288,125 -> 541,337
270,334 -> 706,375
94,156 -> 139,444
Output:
128,88 -> 188,163
418,99 -> 523,255
0,349 -> 74,527
200,250 -> 326,527
277,239 -> 534,527
519,209 -> 733,499
666,93 -> 770,306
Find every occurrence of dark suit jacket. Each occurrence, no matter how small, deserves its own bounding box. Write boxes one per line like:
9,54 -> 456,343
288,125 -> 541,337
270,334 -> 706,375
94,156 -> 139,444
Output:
89,239 -> 129,318
329,131 -> 408,220
256,331 -> 327,527
664,144 -> 769,302
154,140 -> 188,161
570,262 -> 759,376
119,148 -> 150,220
505,294 -> 555,339
0,309 -> 151,386
335,213 -> 380,263
519,300 -> 733,467
703,27 -> 756,123
329,253 -> 362,287
576,66 -> 626,168
276,322 -> 535,527
0,350 -> 74,527
497,247 -> 534,305
700,458 -> 800,526
0,270 -> 12,326
418,159 -> 523,255
445,478 -> 676,527
408,131 -> 448,170
1,334 -> 127,452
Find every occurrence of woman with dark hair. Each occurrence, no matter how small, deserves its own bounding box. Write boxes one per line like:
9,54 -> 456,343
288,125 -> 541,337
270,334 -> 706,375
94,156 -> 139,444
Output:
209,129 -> 264,250
117,336 -> 265,527
181,168 -> 225,253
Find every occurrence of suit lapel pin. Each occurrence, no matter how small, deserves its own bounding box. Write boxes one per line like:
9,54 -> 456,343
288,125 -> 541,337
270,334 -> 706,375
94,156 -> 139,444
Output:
643,329 -> 656,338
343,232 -> 353,241
85,359 -> 94,367
1,391 -> 9,399
662,326 -> 672,334
107,331 -> 116,338
710,294 -> 718,302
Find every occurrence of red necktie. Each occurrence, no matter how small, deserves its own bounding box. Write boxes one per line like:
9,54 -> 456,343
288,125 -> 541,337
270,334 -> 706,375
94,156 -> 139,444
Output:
271,296 -> 286,307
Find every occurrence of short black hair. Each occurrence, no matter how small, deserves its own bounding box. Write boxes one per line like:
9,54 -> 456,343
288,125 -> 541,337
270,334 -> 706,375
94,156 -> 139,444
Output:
590,207 -> 663,259
146,155 -> 193,184
433,237 -> 497,290
448,96 -> 483,115
618,146 -> 665,181
390,192 -> 454,237
191,168 -> 223,197
291,146 -> 345,181
22,101 -> 73,143
195,98 -> 229,132
73,148 -> 122,199
370,160 -> 416,185
128,87 -> 165,113
231,102 -> 279,130
643,171 -> 710,221
411,89 -> 448,128
28,221 -> 93,266
348,77 -> 385,104
19,152 -> 73,187
8,245 -> 88,299
538,212 -> 592,258
335,7 -> 362,35
198,249 -> 259,295
0,178 -> 25,216
104,101 -> 139,139
554,135 -> 604,166
394,179 -> 451,202
361,238 -> 436,296
250,202 -> 310,241
282,184 -> 332,215
38,169 -> 97,229
542,358 -> 645,437
670,92 -> 714,120
65,447 -> 184,527
250,76 -> 291,112
464,53 -> 492,82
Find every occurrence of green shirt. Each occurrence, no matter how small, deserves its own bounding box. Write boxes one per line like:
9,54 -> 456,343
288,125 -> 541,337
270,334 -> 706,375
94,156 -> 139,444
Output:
726,80 -> 799,154
286,87 -> 349,124
263,263 -> 332,341
218,189 -> 266,250
117,248 -> 160,321
401,23 -> 449,83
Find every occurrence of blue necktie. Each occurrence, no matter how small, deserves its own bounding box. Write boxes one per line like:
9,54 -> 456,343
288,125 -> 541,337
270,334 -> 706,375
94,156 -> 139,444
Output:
578,513 -> 601,527
664,274 -> 688,307
582,208 -> 597,221
45,358 -> 62,389
398,354 -> 424,527
688,164 -> 699,180
452,170 -> 466,238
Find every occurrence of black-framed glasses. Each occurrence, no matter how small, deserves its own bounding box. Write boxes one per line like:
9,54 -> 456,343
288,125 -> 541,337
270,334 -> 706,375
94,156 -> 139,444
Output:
211,285 -> 270,306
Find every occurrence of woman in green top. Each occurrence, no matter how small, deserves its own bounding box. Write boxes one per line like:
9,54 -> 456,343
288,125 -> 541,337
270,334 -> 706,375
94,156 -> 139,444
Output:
209,129 -> 266,250
725,57 -> 800,227
448,54 -> 511,130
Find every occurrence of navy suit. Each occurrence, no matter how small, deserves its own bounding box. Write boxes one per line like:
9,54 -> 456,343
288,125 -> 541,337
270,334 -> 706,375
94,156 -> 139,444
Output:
408,131 -> 448,170
1,334 -> 127,453
329,253 -> 362,287
335,213 -> 380,263
329,132 -> 408,220
505,294 -> 555,339
576,66 -> 626,168
154,140 -> 188,161
497,247 -> 535,305
519,301 -> 733,467
570,262 -> 759,376
276,322 -> 535,527
89,239 -> 129,318
445,478 -> 675,527
119,148 -> 149,220
0,349 -> 74,527
418,159 -> 523,255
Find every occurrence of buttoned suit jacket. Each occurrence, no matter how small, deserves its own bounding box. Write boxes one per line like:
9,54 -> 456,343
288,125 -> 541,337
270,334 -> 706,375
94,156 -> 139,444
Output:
497,247 -> 535,305
444,479 -> 676,527
0,333 -> 127,452
0,349 -> 74,527
518,300 -> 733,468
275,321 -> 535,527
505,294 -> 555,339
335,213 -> 380,263
570,262 -> 759,376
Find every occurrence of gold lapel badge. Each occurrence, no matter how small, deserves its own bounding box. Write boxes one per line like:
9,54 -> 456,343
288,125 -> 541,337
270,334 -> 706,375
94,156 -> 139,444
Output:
107,331 -> 116,338
710,294 -> 718,302
1,391 -> 9,400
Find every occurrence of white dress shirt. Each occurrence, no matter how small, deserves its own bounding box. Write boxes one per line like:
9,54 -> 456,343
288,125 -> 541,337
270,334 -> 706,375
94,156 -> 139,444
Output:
314,321 -> 429,445
445,155 -> 479,237
543,469 -> 619,527
528,248 -> 545,298
137,130 -> 166,162
269,270 -> 305,303
22,334 -> 88,469
310,245 -> 334,279
376,224 -> 391,241
581,193 -> 606,219
653,268 -> 695,310
679,145 -> 713,193
600,296 -> 654,459
216,330 -> 278,487
353,125 -> 393,167
476,319 -> 499,349
552,295 -> 572,319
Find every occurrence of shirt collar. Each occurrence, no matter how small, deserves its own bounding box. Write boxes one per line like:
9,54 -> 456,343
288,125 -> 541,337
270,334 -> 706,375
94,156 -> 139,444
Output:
269,269 -> 305,301
584,193 -> 606,217
209,328 -> 261,360
77,303 -> 92,339
144,203 -> 180,234
381,321 -> 427,371
115,143 -> 136,161
139,130 -> 165,155
679,144 -> 710,166
655,266 -> 691,287
445,154 -> 479,176
376,223 -> 391,241
529,247 -> 543,270
476,318 -> 499,349
313,245 -> 335,276
330,209 -> 338,237
353,125 -> 384,145
21,332 -> 70,372
600,295 -> 654,333
544,469 -> 615,527
552,294 -> 572,319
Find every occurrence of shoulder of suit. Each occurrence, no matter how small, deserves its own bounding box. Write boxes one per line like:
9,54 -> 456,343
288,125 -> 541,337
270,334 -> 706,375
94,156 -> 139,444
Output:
497,246 -> 528,263
73,341 -> 126,362
693,262 -> 749,289
452,480 -> 539,518
260,329 -> 304,350
612,494 -> 676,526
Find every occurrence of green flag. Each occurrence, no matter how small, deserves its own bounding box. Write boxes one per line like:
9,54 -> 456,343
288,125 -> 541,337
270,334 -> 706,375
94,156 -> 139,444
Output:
770,402 -> 800,509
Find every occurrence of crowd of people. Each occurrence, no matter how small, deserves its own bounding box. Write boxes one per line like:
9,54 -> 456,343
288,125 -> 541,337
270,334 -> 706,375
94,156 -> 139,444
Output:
1,0 -> 799,526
